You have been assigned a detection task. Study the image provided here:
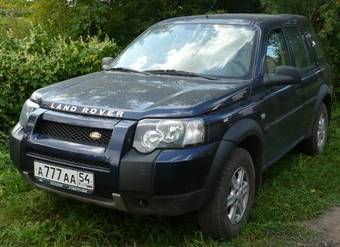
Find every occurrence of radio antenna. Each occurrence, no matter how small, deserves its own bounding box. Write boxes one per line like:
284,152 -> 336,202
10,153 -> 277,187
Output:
206,0 -> 217,17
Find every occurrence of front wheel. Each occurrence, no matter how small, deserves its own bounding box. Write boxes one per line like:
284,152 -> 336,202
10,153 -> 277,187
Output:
198,148 -> 255,239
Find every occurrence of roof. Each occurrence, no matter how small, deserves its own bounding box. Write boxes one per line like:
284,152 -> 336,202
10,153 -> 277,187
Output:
161,14 -> 307,27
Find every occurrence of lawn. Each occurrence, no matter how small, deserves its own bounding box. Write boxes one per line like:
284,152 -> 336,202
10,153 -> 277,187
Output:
0,105 -> 339,246
0,16 -> 32,38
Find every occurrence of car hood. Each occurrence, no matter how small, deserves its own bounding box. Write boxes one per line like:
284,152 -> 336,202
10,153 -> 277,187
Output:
36,71 -> 250,119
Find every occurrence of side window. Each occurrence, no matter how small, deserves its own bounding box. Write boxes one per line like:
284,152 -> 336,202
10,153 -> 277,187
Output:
285,26 -> 313,69
304,23 -> 325,62
265,29 -> 290,74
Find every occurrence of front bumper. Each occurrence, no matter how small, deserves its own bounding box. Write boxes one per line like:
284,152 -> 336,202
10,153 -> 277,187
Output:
9,111 -> 220,215
22,170 -> 128,211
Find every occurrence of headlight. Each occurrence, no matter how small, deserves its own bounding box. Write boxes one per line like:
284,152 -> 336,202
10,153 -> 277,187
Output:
133,118 -> 205,153
19,99 -> 40,127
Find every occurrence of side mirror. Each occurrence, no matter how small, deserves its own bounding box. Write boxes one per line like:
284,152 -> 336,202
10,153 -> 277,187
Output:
101,57 -> 114,70
264,66 -> 301,86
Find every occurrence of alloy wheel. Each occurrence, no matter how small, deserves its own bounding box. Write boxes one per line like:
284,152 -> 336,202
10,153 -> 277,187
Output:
227,167 -> 249,224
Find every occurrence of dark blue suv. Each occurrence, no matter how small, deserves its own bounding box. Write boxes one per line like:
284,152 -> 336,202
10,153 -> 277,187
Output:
10,14 -> 332,239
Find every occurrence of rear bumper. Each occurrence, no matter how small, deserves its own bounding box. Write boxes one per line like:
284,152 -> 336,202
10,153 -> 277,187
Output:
10,116 -> 223,216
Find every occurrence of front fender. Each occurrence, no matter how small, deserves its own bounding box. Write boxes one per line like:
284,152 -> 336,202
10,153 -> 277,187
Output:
201,118 -> 264,205
222,118 -> 264,145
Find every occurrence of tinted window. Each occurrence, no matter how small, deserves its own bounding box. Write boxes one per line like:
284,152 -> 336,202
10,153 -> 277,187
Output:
265,29 -> 290,74
304,23 -> 325,61
113,24 -> 257,79
285,26 -> 313,69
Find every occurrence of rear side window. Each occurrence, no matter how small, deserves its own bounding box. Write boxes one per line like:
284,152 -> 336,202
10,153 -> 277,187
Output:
304,23 -> 325,61
285,26 -> 313,69
265,29 -> 290,74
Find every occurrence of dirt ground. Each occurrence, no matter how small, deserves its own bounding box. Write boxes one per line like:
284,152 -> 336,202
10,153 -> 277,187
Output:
306,207 -> 340,246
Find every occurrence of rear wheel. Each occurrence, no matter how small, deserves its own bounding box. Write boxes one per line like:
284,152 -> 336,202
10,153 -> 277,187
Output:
302,103 -> 329,155
198,148 -> 255,239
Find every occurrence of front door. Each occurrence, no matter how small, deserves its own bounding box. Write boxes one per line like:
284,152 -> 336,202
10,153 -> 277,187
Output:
260,28 -> 305,165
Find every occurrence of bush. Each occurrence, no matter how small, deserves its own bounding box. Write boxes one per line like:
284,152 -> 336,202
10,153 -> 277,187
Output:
0,27 -> 118,134
31,0 -> 262,46
317,1 -> 340,98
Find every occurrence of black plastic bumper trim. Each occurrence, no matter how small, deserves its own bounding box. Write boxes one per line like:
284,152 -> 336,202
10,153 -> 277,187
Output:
22,171 -> 127,211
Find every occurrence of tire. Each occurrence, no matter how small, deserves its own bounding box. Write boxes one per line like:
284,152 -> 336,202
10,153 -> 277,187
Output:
198,148 -> 256,239
302,103 -> 329,155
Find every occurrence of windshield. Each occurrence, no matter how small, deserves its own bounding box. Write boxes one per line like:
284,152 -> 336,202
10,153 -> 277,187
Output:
113,23 -> 257,79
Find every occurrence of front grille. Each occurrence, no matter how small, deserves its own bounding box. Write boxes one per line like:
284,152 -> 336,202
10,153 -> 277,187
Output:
27,152 -> 111,170
35,120 -> 113,146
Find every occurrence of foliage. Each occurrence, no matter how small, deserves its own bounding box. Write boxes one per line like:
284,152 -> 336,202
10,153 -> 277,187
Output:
260,0 -> 340,94
0,16 -> 32,38
0,0 -> 34,37
29,0 -> 339,94
0,0 -> 33,17
31,0 -> 262,46
0,27 -> 118,133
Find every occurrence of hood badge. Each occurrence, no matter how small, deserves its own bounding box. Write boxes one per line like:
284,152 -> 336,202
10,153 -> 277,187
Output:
89,131 -> 102,141
49,103 -> 124,118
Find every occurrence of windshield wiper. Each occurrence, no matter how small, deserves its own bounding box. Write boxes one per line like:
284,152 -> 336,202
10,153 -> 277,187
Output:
106,67 -> 149,75
145,69 -> 218,80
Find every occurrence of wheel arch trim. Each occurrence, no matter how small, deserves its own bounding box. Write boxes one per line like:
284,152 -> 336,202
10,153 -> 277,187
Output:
201,118 -> 265,206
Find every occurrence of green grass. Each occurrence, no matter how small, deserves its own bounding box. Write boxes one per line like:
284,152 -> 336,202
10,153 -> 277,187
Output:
1,106 -> 339,246
0,16 -> 32,38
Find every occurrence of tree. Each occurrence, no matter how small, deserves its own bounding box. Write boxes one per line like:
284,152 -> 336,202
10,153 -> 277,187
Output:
31,0 -> 262,45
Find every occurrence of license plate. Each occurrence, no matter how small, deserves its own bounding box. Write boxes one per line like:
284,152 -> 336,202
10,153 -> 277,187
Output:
34,161 -> 94,194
